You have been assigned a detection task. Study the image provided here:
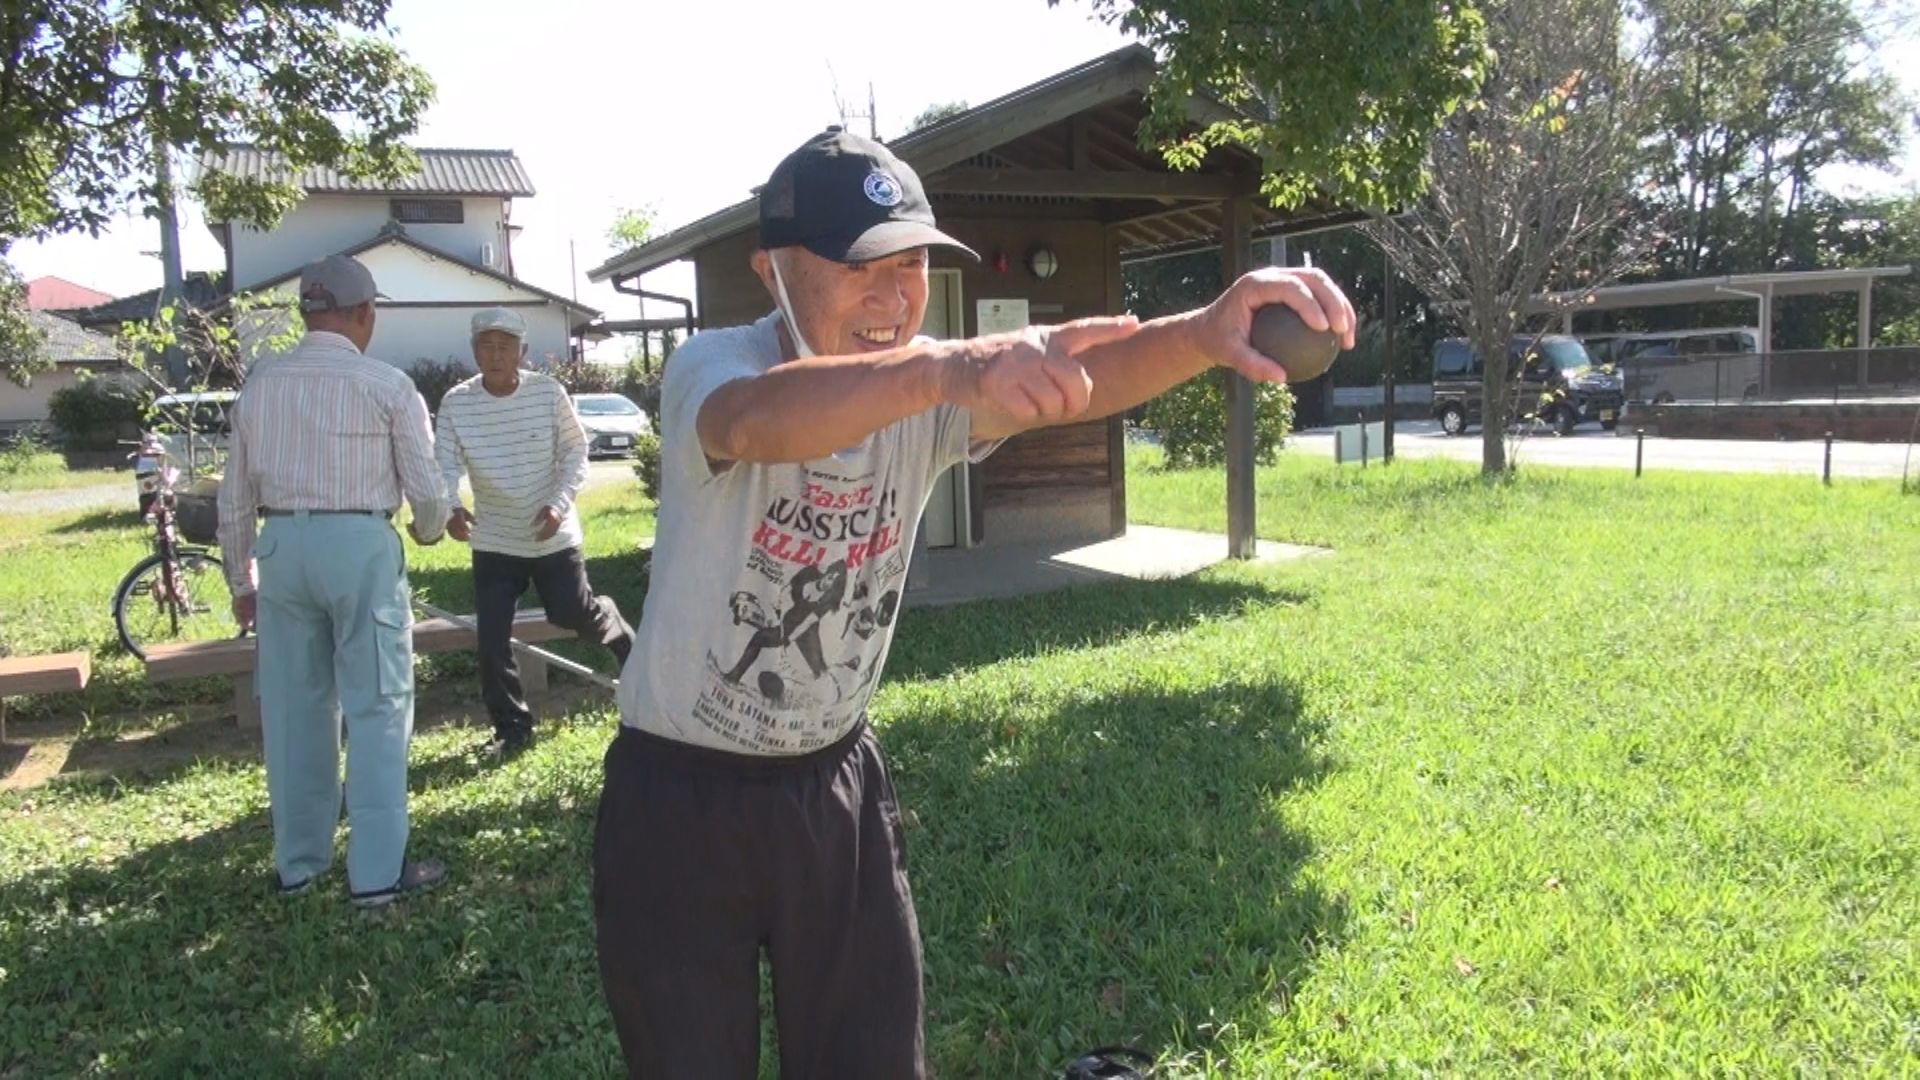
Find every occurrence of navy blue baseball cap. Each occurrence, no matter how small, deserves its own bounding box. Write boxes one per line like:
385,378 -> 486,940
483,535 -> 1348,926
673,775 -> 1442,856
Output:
758,128 -> 978,264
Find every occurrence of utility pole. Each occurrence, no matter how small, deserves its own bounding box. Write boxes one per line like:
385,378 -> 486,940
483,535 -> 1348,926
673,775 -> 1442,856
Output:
150,95 -> 189,387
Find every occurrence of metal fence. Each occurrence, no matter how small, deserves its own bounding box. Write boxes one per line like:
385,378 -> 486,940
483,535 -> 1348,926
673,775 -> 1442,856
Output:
1618,346 -> 1920,406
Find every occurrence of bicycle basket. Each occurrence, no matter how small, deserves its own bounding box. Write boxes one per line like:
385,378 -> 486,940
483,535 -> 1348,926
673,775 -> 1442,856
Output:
175,479 -> 221,544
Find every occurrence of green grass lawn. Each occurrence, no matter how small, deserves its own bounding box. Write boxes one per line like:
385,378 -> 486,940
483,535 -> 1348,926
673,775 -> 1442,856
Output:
2,453 -> 1916,1075
0,449 -> 123,494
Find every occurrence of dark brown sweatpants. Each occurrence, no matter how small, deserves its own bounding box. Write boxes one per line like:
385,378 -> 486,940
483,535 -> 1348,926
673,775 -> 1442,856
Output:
592,722 -> 925,1079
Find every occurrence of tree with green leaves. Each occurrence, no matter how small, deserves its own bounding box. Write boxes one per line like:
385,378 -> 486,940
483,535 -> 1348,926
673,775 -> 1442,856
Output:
1365,0 -> 1661,474
1058,0 -> 1490,211
0,260 -> 44,389
0,0 -> 434,386
907,101 -> 970,133
1642,0 -> 1910,276
606,205 -> 658,254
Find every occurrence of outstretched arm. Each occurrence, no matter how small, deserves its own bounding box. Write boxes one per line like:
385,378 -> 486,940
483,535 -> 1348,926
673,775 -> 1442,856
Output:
994,266 -> 1357,440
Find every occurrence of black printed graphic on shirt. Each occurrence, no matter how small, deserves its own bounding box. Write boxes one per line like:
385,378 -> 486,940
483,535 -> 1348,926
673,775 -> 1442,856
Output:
694,469 -> 910,752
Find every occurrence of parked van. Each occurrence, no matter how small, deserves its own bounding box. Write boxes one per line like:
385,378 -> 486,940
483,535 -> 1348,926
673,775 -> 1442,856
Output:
1431,335 -> 1626,436
1577,333 -> 1633,366
1597,328 -> 1763,404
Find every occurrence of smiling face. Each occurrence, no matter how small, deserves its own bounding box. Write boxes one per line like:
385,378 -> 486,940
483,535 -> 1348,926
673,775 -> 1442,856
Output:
751,245 -> 929,358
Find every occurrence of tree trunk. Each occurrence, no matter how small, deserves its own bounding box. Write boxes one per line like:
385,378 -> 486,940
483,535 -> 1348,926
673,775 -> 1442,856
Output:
1478,325 -> 1512,475
1480,404 -> 1508,474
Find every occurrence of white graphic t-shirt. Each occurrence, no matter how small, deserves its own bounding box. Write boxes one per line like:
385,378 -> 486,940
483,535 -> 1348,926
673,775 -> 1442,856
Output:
616,312 -> 985,755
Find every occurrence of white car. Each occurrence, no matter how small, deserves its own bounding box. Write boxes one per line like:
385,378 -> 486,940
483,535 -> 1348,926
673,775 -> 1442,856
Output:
134,391 -> 237,512
572,393 -> 651,458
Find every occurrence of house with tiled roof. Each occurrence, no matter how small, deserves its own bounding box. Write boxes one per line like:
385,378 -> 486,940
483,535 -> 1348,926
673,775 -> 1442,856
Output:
192,146 -> 597,369
0,311 -> 125,439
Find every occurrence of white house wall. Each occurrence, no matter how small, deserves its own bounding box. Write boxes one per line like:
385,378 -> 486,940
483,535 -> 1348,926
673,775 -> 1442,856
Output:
0,366 -> 138,434
356,244 -> 532,303
239,279 -> 573,373
0,366 -> 86,431
365,305 -> 574,369
229,194 -> 509,289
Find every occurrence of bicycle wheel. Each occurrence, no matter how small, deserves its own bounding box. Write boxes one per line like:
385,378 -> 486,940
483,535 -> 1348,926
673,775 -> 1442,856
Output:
113,551 -> 237,660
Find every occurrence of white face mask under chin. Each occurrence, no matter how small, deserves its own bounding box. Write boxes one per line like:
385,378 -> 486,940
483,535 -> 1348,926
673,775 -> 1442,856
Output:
767,251 -> 816,359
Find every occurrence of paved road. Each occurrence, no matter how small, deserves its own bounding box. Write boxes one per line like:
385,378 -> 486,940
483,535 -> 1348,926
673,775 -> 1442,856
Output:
1,458 -> 642,517
1291,420 -> 1917,480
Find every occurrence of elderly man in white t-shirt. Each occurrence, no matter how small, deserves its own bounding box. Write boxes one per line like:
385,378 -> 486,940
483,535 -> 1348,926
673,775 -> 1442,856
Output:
592,128 -> 1356,1079
434,308 -> 633,758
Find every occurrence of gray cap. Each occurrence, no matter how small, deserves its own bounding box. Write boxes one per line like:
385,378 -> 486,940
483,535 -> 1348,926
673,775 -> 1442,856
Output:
471,307 -> 527,339
298,255 -> 383,313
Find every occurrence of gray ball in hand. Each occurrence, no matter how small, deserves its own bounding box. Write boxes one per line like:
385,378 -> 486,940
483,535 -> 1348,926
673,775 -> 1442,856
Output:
1248,305 -> 1342,382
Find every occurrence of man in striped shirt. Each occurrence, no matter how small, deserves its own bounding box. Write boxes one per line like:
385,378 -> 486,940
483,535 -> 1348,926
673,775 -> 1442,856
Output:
435,308 -> 633,758
218,254 -> 451,908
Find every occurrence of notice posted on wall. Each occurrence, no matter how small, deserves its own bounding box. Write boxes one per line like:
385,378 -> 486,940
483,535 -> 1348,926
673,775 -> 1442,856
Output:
976,298 -> 1031,336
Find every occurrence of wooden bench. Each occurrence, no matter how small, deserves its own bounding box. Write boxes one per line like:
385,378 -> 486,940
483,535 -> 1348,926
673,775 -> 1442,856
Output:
145,609 -> 579,726
0,651 -> 92,742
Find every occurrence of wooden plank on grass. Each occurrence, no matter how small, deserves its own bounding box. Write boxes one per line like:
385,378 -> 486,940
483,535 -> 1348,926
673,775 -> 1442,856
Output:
146,610 -> 577,682
0,651 -> 92,695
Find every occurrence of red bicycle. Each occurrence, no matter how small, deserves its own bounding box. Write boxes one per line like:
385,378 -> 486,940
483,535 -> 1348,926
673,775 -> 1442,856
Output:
112,434 -> 239,659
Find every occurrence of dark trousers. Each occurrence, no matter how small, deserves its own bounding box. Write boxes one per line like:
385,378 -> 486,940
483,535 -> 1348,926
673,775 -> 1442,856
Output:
592,723 -> 926,1080
473,546 -> 632,740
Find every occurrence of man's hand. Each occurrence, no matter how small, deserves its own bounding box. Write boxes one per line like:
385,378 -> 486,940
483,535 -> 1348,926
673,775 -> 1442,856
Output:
232,593 -> 256,632
940,316 -> 1140,430
532,506 -> 562,542
1195,267 -> 1357,384
447,506 -> 474,543
408,519 -> 442,546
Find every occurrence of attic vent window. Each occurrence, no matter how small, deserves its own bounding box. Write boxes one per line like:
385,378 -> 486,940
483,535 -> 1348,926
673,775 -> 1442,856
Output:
391,198 -> 463,224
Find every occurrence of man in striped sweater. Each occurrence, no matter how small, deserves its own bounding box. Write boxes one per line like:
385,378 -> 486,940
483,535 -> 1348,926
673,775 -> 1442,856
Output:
435,308 -> 633,758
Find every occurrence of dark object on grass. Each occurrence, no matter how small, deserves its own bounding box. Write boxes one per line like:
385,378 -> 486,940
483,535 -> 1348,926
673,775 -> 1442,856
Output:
1249,304 -> 1341,382
1064,1045 -> 1155,1078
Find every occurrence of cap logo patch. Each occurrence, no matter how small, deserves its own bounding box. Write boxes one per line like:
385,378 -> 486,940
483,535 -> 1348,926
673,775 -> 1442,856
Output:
863,170 -> 904,208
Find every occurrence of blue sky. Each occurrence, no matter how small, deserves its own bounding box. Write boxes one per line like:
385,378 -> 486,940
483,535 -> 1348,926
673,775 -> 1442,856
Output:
12,0 -> 1918,332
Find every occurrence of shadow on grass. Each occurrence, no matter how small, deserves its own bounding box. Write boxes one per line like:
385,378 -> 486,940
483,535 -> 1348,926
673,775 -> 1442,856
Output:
50,507 -> 144,535
0,738 -> 619,1077
408,547 -> 652,635
884,675 -> 1341,1075
888,574 -> 1308,683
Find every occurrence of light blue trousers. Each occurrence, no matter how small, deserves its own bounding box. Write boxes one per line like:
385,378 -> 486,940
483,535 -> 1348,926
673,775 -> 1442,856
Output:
253,512 -> 415,895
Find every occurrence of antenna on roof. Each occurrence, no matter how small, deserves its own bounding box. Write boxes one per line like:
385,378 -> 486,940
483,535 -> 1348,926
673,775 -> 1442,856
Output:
828,63 -> 879,139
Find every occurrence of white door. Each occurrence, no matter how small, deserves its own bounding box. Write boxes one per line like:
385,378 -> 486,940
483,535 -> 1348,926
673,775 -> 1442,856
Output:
920,269 -> 966,548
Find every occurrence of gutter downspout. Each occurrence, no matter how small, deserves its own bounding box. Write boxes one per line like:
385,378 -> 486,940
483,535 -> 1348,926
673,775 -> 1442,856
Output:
612,274 -> 696,333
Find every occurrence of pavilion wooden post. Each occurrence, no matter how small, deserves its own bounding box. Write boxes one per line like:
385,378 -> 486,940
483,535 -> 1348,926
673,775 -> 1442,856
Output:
1221,194 -> 1257,560
1105,224 -> 1129,537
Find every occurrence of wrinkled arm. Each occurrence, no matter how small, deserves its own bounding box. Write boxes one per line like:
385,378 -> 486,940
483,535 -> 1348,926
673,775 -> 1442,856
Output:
394,389 -> 449,542
696,345 -> 948,467
216,406 -> 259,597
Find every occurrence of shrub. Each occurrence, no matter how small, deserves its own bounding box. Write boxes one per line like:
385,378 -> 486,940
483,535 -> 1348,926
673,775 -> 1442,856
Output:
408,358 -> 474,416
1140,371 -> 1295,469
539,354 -> 622,395
0,428 -> 50,479
46,377 -> 151,450
631,432 -> 662,505
619,360 -> 664,432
